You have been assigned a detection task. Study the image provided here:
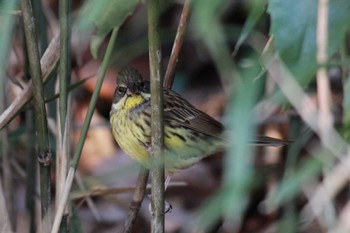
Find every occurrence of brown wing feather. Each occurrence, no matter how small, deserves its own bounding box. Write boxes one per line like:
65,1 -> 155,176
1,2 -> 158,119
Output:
163,89 -> 224,138
162,89 -> 290,147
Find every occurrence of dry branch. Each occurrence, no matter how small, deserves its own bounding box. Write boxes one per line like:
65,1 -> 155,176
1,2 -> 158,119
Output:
0,33 -> 60,130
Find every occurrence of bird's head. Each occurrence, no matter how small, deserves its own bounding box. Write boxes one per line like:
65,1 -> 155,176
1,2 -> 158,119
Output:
112,68 -> 150,110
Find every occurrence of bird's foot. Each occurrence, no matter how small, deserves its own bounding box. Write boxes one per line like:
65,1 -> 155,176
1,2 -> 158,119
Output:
145,142 -> 153,155
148,194 -> 173,216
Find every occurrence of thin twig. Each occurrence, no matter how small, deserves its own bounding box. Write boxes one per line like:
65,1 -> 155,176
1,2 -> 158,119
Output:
71,181 -> 185,200
123,167 -> 150,233
316,0 -> 332,146
21,0 -> 52,232
0,33 -> 60,130
163,0 -> 191,88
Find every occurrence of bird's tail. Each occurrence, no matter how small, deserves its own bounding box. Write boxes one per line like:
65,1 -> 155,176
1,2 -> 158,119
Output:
250,135 -> 291,147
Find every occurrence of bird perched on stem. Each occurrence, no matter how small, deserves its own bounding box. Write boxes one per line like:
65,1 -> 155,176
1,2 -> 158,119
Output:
110,67 -> 287,178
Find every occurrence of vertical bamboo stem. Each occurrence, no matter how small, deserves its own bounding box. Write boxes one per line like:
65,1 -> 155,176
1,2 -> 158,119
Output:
57,1 -> 71,231
59,0 -> 71,136
147,0 -> 164,232
20,0 -> 52,231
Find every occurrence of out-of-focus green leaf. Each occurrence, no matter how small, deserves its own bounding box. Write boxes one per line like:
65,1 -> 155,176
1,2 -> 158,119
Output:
267,152 -> 327,208
45,76 -> 93,103
191,0 -> 238,85
196,55 -> 263,230
0,2 -> 16,65
233,0 -> 267,56
77,0 -> 140,59
341,69 -> 350,142
268,0 -> 350,84
195,188 -> 227,230
223,55 -> 262,221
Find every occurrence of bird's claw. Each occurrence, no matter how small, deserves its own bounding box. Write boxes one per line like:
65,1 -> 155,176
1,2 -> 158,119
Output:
148,197 -> 173,216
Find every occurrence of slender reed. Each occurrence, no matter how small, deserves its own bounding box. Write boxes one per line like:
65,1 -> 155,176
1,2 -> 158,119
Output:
20,0 -> 52,232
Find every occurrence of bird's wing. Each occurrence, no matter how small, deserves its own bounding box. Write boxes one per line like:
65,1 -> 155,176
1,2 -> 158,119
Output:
163,89 -> 224,138
162,89 -> 291,147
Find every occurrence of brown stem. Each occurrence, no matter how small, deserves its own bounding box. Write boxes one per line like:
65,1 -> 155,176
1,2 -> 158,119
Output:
164,0 -> 191,89
0,34 -> 60,130
123,167 -> 150,233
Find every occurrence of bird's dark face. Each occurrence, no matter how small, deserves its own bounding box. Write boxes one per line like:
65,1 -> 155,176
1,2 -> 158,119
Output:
112,68 -> 150,110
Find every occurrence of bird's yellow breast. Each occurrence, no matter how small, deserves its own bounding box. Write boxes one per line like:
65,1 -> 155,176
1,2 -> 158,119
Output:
123,95 -> 145,110
110,96 -> 152,168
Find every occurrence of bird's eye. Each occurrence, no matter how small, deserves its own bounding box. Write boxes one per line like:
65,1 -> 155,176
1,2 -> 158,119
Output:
116,86 -> 126,96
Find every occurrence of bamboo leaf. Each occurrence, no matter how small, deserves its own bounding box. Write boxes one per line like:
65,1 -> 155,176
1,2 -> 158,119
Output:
77,0 -> 140,58
233,0 -> 267,56
268,0 -> 350,84
267,154 -> 325,208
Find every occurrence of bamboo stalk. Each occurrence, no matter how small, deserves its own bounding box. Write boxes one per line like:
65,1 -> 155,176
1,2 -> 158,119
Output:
59,0 -> 71,136
147,0 -> 164,232
22,24 -> 38,233
31,0 -> 48,55
20,0 -> 52,232
25,108 -> 37,233
123,1 -> 189,231
56,0 -> 71,231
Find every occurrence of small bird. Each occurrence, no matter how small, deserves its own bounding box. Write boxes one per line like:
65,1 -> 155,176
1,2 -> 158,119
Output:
110,67 -> 287,178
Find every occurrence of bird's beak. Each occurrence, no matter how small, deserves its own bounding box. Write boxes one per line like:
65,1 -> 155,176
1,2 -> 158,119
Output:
126,85 -> 139,96
126,89 -> 132,96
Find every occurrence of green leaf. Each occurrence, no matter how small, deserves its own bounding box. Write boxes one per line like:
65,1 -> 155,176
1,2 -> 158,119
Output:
222,54 -> 263,221
77,0 -> 140,59
233,0 -> 267,56
267,153 -> 326,208
0,2 -> 16,66
343,70 -> 350,123
268,0 -> 350,84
